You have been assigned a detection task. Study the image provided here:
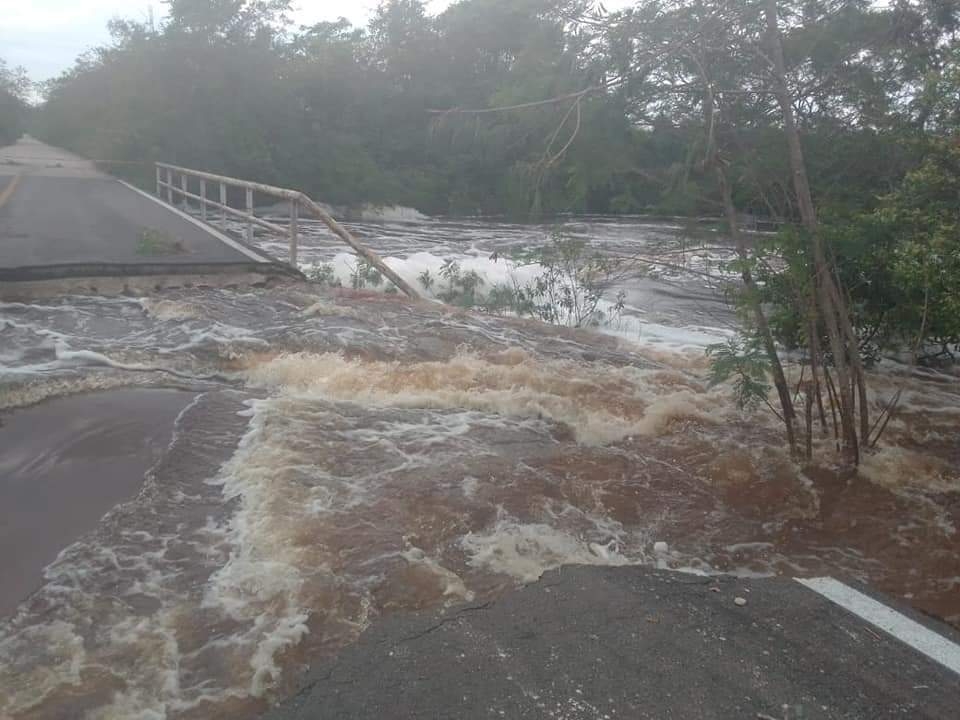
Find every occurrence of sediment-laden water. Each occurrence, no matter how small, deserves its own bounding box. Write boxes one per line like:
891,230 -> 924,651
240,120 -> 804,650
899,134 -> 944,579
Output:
1,218 -> 957,719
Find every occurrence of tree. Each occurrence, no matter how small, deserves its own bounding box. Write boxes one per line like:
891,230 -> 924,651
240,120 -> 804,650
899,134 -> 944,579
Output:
0,59 -> 29,146
825,141 -> 960,362
164,0 -> 291,40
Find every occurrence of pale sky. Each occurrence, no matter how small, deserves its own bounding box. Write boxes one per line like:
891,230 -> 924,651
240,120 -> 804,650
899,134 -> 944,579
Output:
0,1 -> 445,83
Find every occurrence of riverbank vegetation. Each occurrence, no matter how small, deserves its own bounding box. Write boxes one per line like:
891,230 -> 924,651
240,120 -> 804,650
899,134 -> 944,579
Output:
14,0 -> 960,465
0,59 -> 29,147
25,1 -> 956,217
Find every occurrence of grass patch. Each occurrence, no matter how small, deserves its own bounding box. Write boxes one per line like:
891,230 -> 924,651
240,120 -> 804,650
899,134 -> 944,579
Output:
137,228 -> 186,256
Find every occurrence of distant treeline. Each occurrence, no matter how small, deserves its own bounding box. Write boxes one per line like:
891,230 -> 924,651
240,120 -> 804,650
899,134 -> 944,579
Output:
0,59 -> 29,147
23,0 -> 957,219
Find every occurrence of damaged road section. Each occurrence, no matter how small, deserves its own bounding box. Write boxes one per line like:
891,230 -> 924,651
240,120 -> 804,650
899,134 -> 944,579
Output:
265,565 -> 960,720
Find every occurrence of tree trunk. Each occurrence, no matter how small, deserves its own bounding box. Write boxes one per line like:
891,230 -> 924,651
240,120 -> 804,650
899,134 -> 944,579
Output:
694,39 -> 798,455
764,0 -> 864,465
808,317 -> 828,434
716,163 -> 797,453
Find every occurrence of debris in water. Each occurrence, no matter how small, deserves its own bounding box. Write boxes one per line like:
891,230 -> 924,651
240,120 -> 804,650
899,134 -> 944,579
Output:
735,597 -> 748,607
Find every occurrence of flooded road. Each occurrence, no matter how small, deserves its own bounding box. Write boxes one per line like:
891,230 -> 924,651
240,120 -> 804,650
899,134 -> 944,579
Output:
1,217 -> 958,719
0,388 -> 194,617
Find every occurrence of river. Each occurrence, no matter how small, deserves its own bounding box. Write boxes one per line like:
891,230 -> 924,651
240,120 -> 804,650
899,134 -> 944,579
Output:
1,216 -> 957,719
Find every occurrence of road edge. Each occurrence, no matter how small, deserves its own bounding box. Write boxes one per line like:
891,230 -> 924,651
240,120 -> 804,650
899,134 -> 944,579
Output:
116,179 -> 273,264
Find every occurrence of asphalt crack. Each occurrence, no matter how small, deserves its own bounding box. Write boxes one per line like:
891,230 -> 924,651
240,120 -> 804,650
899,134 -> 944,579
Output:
399,601 -> 495,643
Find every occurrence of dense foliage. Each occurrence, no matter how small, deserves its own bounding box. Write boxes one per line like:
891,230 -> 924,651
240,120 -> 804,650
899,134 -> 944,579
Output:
830,141 -> 960,361
0,60 -> 29,146
746,142 -> 960,364
24,0 -> 957,221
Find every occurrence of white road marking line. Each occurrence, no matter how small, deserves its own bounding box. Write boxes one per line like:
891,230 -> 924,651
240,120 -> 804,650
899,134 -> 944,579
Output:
797,577 -> 960,676
116,179 -> 270,263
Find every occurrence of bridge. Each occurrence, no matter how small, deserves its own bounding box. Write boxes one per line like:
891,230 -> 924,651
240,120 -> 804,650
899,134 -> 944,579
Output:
0,138 -> 287,292
0,136 -> 418,299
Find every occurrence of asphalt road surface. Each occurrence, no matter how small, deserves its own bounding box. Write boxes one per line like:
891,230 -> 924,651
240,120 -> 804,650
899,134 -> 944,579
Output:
0,389 -> 196,617
0,137 -> 271,273
265,566 -> 960,720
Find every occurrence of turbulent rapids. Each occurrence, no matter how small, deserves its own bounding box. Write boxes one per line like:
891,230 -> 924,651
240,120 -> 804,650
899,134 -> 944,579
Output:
1,220 -> 959,719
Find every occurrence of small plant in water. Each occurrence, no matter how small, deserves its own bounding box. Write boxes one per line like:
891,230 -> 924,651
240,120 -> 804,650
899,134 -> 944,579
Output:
437,259 -> 485,308
137,228 -> 185,256
306,262 -> 341,287
512,231 -> 626,328
418,269 -> 434,291
350,259 -> 383,289
481,280 -> 531,316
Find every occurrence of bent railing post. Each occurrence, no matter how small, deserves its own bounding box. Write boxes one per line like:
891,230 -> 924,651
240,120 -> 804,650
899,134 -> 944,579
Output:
153,161 -> 421,299
296,193 -> 421,299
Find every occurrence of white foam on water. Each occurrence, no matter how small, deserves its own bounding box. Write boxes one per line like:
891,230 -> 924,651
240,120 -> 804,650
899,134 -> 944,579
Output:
860,446 -> 958,494
243,349 -> 727,446
602,317 -> 734,353
0,373 -> 161,411
138,298 -> 203,321
455,499 -> 710,584
305,250 -> 734,353
0,620 -> 87,713
400,544 -> 474,603
461,517 -> 631,583
356,204 -> 431,223
158,322 -> 271,355
200,400 -> 317,697
54,345 -> 154,371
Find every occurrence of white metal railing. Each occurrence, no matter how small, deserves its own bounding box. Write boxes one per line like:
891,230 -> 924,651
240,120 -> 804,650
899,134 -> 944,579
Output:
154,162 -> 420,299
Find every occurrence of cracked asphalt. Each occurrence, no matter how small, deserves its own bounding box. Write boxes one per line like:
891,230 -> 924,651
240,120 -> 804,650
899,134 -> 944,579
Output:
264,566 -> 959,720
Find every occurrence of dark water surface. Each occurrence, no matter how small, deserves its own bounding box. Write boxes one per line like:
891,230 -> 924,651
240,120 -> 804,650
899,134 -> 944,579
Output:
0,389 -> 195,616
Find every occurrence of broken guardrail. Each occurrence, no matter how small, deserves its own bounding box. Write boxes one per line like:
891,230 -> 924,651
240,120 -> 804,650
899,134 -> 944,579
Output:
155,162 -> 420,299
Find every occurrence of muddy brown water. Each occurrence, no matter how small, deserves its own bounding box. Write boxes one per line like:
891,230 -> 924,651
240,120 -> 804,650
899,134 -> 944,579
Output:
0,284 -> 957,719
